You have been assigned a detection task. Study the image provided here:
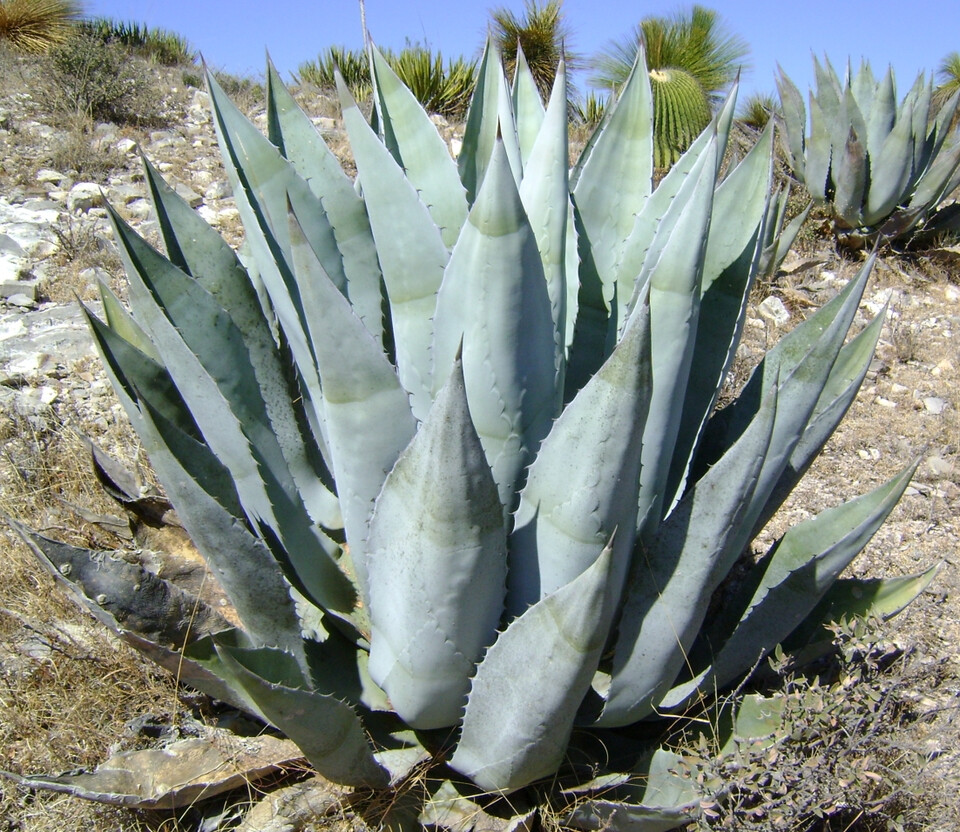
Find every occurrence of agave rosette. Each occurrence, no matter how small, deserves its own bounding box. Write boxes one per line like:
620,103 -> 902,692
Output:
12,40 -> 936,829
777,56 -> 960,242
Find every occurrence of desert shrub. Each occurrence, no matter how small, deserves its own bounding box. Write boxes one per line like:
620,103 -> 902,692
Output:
0,0 -> 80,54
209,69 -> 264,111
77,16 -> 196,66
46,115 -> 123,177
682,619 -> 937,831
44,28 -> 164,124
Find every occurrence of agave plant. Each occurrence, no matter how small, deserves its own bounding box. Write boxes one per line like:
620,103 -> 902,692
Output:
9,37 -> 935,830
777,56 -> 960,244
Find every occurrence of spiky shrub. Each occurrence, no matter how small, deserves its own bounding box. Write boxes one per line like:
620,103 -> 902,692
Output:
0,0 -> 80,54
77,16 -> 196,66
489,0 -> 579,101
737,90 -> 779,131
297,44 -> 477,119
16,40 -> 935,829
777,56 -> 960,245
385,46 -> 476,120
572,89 -> 607,125
297,45 -> 374,100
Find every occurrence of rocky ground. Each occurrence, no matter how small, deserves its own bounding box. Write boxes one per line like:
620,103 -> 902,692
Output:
0,46 -> 957,832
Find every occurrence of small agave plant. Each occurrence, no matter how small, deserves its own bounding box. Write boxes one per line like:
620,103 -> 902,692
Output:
11,40 -> 937,830
777,55 -> 960,245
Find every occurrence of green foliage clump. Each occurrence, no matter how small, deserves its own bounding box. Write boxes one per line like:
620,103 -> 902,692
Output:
737,90 -> 779,131
297,44 -> 476,119
590,5 -> 749,167
45,28 -> 164,125
77,16 -> 196,66
489,0 -> 581,101
683,619 -> 935,830
571,89 -> 608,125
0,0 -> 80,54
297,44 -> 371,99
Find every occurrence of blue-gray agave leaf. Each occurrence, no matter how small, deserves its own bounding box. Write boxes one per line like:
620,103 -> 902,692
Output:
367,357 -> 506,729
507,299 -> 652,616
217,645 -> 389,788
665,463 -> 918,708
140,153 -> 342,531
286,199 -> 417,603
512,43 -> 546,164
266,58 -> 384,342
633,134 -> 718,537
518,58 -> 571,390
599,383 -> 776,727
433,139 -> 557,512
369,43 -> 468,249
338,71 -> 448,420
450,538 -> 616,793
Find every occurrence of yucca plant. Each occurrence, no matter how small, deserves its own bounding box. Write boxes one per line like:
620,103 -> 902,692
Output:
387,46 -> 477,119
737,90 -> 779,131
572,89 -> 607,125
77,16 -> 196,65
0,0 -> 81,53
935,50 -> 960,120
489,0 -> 581,101
298,44 -> 476,118
777,56 -> 960,245
9,37 -> 935,830
297,44 -> 374,100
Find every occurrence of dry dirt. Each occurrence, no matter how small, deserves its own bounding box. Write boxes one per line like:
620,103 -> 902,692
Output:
0,48 -> 958,832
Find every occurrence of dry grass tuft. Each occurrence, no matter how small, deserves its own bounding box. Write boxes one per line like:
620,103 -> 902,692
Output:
0,402 -> 180,831
0,0 -> 81,55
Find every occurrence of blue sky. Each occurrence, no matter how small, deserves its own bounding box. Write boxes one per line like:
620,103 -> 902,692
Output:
84,0 -> 959,102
